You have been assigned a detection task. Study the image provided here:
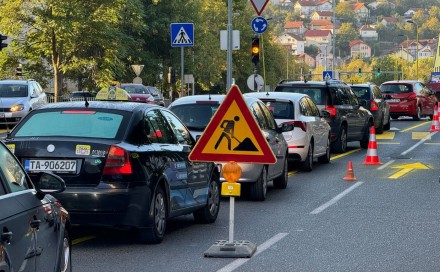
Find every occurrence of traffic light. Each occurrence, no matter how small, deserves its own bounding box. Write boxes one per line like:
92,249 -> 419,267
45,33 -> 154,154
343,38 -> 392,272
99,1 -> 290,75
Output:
251,37 -> 260,64
0,34 -> 7,51
357,68 -> 362,76
16,64 -> 23,77
376,68 -> 381,76
167,67 -> 176,84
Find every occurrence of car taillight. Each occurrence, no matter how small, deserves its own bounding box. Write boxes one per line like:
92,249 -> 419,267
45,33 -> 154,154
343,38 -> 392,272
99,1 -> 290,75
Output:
103,146 -> 132,175
283,121 -> 306,132
325,105 -> 336,117
407,93 -> 417,100
370,100 -> 379,111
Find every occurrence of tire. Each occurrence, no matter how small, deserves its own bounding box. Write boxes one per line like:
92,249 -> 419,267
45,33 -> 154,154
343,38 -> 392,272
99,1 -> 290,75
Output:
300,143 -> 313,172
384,114 -> 391,131
193,174 -> 220,223
250,166 -> 267,201
376,117 -> 384,134
331,126 -> 347,153
360,123 -> 371,149
273,157 -> 288,189
59,230 -> 72,272
139,186 -> 166,244
412,106 -> 421,121
318,137 -> 331,164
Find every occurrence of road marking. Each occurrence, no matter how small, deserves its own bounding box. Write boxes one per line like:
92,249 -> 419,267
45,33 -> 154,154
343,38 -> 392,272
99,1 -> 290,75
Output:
72,235 -> 96,245
376,132 -> 395,140
400,121 -> 430,132
310,182 -> 364,214
216,233 -> 288,272
412,132 -> 431,140
401,131 -> 436,156
388,162 -> 429,179
424,142 -> 440,145
378,160 -> 394,170
330,148 -> 361,160
288,169 -> 299,176
377,142 -> 400,144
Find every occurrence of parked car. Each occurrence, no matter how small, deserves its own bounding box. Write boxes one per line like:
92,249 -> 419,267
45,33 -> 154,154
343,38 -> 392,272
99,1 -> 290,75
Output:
119,83 -> 158,105
168,94 -> 294,201
0,140 -> 71,271
380,80 -> 437,121
244,92 -> 331,171
3,87 -> 221,244
351,83 -> 391,134
68,91 -> 96,101
146,85 -> 165,106
0,79 -> 47,127
274,79 -> 373,153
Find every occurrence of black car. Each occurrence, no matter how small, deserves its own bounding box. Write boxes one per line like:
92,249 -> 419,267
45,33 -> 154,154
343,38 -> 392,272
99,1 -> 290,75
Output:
4,87 -> 221,244
351,83 -> 391,134
0,140 -> 71,271
274,79 -> 373,153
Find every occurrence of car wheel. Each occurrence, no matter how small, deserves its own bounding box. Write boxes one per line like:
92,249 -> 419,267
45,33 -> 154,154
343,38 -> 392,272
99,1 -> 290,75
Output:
60,230 -> 72,272
384,114 -> 391,131
413,106 -> 421,121
376,117 -> 384,134
250,166 -> 267,201
300,143 -> 313,172
318,137 -> 331,164
193,174 -> 220,223
139,186 -> 166,244
273,156 -> 288,189
360,123 -> 372,149
331,126 -> 347,153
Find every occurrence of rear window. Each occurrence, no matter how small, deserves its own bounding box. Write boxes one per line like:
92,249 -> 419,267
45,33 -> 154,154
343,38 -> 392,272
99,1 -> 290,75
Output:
169,104 -> 220,130
260,100 -> 294,119
275,86 -> 324,105
14,110 -> 126,139
380,84 -> 412,93
0,84 -> 28,98
120,85 -> 148,94
351,87 -> 370,100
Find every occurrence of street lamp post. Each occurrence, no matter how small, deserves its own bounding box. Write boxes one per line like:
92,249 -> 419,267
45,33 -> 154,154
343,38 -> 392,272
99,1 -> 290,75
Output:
406,20 -> 419,80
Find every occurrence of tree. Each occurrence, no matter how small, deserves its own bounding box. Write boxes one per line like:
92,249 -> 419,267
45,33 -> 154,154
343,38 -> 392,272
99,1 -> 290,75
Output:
336,23 -> 359,58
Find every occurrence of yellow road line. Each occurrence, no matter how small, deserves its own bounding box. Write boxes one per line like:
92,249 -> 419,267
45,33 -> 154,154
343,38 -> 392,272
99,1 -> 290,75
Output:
412,132 -> 431,140
376,132 -> 395,140
330,148 -> 361,160
400,121 -> 430,132
72,235 -> 96,245
424,142 -> 440,145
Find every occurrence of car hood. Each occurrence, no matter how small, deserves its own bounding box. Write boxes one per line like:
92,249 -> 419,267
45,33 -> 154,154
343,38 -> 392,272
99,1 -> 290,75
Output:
0,97 -> 28,107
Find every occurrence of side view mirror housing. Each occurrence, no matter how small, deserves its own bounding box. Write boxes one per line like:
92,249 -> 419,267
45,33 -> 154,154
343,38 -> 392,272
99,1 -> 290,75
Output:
33,171 -> 66,199
279,122 -> 294,133
320,110 -> 331,118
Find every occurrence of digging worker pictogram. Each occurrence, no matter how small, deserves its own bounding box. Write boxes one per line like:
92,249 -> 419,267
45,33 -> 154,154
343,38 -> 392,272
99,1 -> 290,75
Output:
215,116 -> 240,150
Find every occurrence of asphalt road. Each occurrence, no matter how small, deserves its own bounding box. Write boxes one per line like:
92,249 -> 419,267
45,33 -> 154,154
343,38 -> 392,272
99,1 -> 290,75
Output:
4,118 -> 440,271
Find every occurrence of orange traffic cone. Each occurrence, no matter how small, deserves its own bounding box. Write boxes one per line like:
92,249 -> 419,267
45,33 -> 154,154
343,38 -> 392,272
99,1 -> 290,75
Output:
430,105 -> 440,132
343,160 -> 357,181
362,126 -> 382,165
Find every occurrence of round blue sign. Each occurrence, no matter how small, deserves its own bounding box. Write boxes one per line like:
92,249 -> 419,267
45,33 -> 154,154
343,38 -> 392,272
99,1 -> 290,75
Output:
251,17 -> 268,34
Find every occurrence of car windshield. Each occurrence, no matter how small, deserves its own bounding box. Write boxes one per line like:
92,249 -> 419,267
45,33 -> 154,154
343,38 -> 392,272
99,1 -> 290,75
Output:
381,84 -> 412,93
351,87 -> 370,100
13,110 -> 126,139
276,86 -> 324,104
147,87 -> 159,95
170,103 -> 219,130
121,86 -> 148,94
261,100 -> 294,119
0,84 -> 28,98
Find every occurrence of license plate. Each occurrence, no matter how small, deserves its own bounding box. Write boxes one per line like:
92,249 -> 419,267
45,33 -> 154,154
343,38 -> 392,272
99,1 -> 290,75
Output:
24,159 -> 77,173
387,99 -> 400,103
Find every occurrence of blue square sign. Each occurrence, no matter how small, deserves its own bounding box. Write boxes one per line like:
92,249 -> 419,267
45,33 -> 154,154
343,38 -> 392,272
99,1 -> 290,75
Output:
323,71 -> 333,80
171,23 -> 194,47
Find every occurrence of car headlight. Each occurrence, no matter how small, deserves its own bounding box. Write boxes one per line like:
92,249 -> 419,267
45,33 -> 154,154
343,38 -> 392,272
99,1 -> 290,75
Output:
10,104 -> 25,112
148,96 -> 155,102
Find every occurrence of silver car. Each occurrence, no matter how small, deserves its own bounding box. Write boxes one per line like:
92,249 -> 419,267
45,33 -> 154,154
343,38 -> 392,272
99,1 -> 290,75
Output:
0,79 -> 47,127
245,92 -> 331,172
169,94 -> 293,201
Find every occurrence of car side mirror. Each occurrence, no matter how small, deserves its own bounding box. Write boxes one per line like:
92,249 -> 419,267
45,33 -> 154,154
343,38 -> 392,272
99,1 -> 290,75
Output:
30,93 -> 39,98
33,172 -> 66,199
280,122 -> 294,132
320,110 -> 330,118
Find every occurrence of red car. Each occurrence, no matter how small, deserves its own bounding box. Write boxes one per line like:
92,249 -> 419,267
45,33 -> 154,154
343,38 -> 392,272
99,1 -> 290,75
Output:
380,80 -> 437,121
119,83 -> 156,104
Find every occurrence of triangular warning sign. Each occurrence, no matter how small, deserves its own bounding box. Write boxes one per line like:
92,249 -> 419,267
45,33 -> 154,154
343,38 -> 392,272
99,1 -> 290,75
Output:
173,27 -> 192,45
189,85 -> 276,164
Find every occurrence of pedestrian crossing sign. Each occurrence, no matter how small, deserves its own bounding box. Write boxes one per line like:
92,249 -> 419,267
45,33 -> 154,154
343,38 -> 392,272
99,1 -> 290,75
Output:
171,23 -> 194,47
188,85 -> 276,164
322,70 -> 333,81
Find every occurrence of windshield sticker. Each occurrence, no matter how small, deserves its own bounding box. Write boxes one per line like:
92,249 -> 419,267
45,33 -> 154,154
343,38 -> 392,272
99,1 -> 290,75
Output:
76,145 -> 91,155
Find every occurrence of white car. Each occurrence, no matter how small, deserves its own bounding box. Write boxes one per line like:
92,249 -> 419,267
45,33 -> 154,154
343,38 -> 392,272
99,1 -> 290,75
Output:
245,92 -> 331,171
169,94 -> 294,201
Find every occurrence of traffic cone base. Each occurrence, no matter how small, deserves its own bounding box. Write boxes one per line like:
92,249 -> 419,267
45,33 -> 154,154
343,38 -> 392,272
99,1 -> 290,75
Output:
343,161 -> 357,181
362,126 -> 382,165
430,105 -> 440,132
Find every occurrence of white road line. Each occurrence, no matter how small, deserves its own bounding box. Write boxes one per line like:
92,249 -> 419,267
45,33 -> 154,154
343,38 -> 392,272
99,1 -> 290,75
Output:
216,233 -> 288,272
378,160 -> 394,170
310,182 -> 364,215
401,131 -> 436,156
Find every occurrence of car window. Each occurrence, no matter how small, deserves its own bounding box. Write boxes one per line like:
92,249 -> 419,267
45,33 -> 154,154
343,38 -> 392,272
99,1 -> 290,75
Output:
250,102 -> 268,130
162,110 -> 193,145
381,84 -> 411,93
332,87 -> 350,105
170,103 -> 219,129
304,97 -> 320,116
276,86 -> 324,104
372,86 -> 382,99
121,85 -> 148,94
147,87 -> 159,96
0,144 -> 28,192
351,87 -> 370,100
299,98 -> 312,116
346,88 -> 360,106
145,109 -> 176,144
14,110 -> 127,139
258,101 -> 277,130
262,100 -> 294,119
0,84 -> 28,98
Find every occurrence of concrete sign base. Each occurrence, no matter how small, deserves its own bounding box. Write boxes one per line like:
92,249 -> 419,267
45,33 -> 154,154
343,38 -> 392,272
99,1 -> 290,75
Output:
204,240 -> 257,258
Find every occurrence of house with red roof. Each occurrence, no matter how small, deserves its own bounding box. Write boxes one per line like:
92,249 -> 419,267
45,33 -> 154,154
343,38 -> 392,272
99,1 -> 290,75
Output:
304,30 -> 332,46
284,21 -> 306,35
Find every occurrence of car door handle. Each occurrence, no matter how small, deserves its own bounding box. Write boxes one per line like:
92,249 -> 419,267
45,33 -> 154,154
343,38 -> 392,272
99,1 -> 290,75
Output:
1,231 -> 13,244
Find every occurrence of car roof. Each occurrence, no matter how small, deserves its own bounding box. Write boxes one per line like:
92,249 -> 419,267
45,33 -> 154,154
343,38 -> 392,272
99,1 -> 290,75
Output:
381,80 -> 420,84
34,100 -> 160,112
277,79 -> 346,86
0,80 -> 33,84
244,91 -> 308,101
350,83 -> 375,87
169,94 -> 263,107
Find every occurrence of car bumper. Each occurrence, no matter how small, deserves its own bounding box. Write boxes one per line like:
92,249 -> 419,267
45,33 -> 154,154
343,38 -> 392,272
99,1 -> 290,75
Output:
388,100 -> 417,116
0,111 -> 27,125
